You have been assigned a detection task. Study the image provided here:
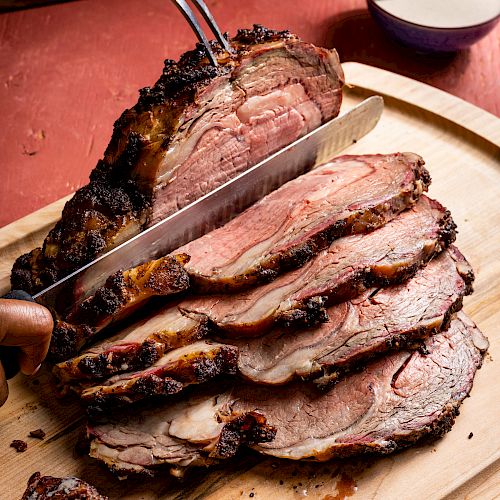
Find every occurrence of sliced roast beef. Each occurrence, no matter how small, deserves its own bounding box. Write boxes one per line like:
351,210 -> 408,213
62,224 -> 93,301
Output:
178,152 -> 430,293
247,313 -> 488,460
234,246 -> 472,385
87,391 -> 275,477
49,254 -> 190,362
12,26 -> 344,295
73,246 -> 472,410
21,472 -> 107,500
54,195 -> 454,384
87,313 -> 487,475
181,195 -> 454,334
52,152 -> 432,364
53,304 -> 208,384
79,341 -> 238,413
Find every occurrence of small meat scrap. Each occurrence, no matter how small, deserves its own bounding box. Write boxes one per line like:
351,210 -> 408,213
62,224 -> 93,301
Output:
10,439 -> 27,452
21,472 -> 108,499
29,429 -> 46,440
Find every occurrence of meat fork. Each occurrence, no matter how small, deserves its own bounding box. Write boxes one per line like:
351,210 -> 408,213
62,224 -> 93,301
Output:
172,0 -> 232,66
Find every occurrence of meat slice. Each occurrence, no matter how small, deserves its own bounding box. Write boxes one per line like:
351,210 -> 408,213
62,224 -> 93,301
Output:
181,195 -> 454,333
178,152 -> 430,293
50,254 -> 190,362
246,313 -> 488,460
73,246 -> 472,410
79,341 -> 238,414
87,314 -> 487,475
12,26 -> 344,295
87,391 -> 276,477
54,195 -> 454,383
21,472 -> 107,500
234,246 -> 472,385
53,304 -> 208,383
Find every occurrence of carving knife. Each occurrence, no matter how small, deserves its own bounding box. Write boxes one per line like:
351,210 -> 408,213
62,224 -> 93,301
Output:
1,95 -> 383,376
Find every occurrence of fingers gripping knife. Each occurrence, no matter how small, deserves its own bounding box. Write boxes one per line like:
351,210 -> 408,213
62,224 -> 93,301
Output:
0,0 -> 385,380
0,290 -> 37,379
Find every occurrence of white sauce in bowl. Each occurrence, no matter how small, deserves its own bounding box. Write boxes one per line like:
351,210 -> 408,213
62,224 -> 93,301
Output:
372,0 -> 500,29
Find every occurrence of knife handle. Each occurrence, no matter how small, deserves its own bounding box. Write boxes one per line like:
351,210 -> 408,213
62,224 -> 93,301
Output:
0,290 -> 36,380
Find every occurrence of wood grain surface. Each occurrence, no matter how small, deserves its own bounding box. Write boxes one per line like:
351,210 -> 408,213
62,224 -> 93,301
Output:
0,0 -> 499,228
0,63 -> 499,500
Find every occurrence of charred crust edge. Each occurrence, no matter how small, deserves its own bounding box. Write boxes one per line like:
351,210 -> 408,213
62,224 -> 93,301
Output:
213,411 -> 276,459
82,346 -> 239,412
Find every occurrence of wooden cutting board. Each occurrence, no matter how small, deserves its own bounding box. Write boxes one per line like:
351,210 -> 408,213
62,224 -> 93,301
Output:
0,62 -> 499,500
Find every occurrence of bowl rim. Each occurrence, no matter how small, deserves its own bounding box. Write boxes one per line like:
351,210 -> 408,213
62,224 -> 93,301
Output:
367,0 -> 500,31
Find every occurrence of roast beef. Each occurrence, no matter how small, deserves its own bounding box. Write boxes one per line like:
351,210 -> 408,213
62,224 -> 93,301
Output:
180,195 -> 453,333
12,26 -> 344,295
54,195 -> 454,383
71,246 -> 472,410
87,313 -> 487,475
21,472 -> 107,500
53,302 -> 205,384
178,152 -> 430,293
50,254 -> 190,361
234,246 -> 472,385
51,152 -> 432,363
244,313 -> 488,460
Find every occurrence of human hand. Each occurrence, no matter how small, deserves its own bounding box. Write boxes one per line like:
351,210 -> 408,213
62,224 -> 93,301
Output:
0,299 -> 53,406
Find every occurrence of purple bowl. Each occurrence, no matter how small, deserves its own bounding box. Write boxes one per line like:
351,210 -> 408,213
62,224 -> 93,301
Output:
367,0 -> 500,52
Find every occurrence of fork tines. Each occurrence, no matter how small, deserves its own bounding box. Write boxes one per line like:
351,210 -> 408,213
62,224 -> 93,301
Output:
172,0 -> 231,67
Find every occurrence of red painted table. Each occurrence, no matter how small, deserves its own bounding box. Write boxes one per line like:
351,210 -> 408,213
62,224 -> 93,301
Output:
0,0 -> 499,228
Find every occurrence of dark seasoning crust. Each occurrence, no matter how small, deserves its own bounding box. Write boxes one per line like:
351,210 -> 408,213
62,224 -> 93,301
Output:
136,25 -> 293,110
10,25 -> 297,295
280,199 -> 457,329
59,316 -> 211,381
213,412 -> 277,459
10,439 -> 28,452
83,345 -> 239,415
49,254 -> 191,362
21,472 -> 108,500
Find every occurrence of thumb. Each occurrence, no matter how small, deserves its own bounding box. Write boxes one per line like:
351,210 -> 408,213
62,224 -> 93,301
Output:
0,299 -> 54,375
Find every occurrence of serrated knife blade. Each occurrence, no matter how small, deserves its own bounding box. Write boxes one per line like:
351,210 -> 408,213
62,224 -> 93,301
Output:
34,95 -> 384,311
